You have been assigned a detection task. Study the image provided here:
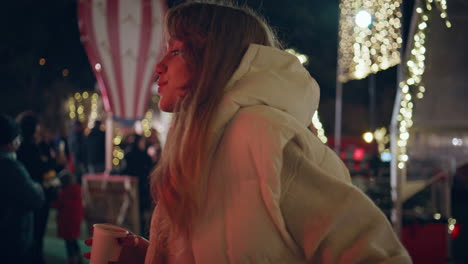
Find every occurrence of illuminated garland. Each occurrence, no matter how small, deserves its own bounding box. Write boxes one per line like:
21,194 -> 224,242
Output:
285,48 -> 309,65
112,131 -> 124,166
89,92 -> 99,125
142,109 -> 153,138
67,91 -> 158,167
338,0 -> 403,82
312,111 -> 328,144
396,0 -> 450,170
374,127 -> 390,154
67,91 -> 100,124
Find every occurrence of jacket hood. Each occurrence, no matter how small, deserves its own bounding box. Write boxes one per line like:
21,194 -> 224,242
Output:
223,44 -> 320,127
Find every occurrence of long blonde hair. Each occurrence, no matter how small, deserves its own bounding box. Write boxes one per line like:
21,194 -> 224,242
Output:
151,0 -> 281,238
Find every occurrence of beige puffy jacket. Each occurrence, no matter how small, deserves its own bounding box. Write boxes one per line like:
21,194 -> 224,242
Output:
146,44 -> 412,264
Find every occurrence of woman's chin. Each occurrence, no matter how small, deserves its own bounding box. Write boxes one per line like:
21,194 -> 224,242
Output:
158,102 -> 175,113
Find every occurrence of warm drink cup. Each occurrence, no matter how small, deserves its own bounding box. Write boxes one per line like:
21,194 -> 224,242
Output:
90,223 -> 129,264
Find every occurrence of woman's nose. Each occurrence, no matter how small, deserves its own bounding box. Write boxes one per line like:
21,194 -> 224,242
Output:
155,60 -> 166,75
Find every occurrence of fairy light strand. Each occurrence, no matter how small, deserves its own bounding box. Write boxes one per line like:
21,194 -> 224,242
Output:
374,127 -> 390,154
112,131 -> 124,167
396,0 -> 451,170
312,111 -> 328,144
339,0 -> 403,82
142,110 -> 153,138
89,93 -> 99,126
67,91 -> 100,124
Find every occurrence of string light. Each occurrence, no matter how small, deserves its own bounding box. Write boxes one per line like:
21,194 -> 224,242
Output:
285,48 -> 309,65
89,93 -> 99,125
363,131 -> 374,143
396,0 -> 451,169
68,97 -> 76,120
312,111 -> 328,144
142,110 -> 153,138
355,10 -> 373,28
112,131 -> 125,166
112,146 -> 125,166
338,0 -> 403,82
66,91 -> 100,125
448,218 -> 457,234
374,127 -> 390,154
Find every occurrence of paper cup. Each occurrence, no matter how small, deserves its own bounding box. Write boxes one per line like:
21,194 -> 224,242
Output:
90,223 -> 129,264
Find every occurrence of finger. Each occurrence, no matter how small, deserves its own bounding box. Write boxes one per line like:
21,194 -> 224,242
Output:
116,237 -> 124,245
84,238 -> 93,246
117,234 -> 137,247
116,236 -> 132,246
84,252 -> 91,259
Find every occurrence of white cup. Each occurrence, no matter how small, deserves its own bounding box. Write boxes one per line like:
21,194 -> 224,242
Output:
90,223 -> 129,264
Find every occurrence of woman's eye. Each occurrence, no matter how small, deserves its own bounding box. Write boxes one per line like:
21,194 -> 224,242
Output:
170,49 -> 181,55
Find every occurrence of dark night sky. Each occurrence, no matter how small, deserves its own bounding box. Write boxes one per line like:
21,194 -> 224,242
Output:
0,0 -> 415,136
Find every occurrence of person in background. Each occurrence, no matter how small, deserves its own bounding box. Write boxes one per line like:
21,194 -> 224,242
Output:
38,127 -> 66,173
16,111 -> 55,264
0,113 -> 45,264
52,125 -> 71,173
68,120 -> 87,182
122,134 -> 154,236
146,128 -> 162,164
54,134 -> 70,175
86,2 -> 411,263
147,145 -> 162,169
51,170 -> 84,264
85,120 -> 105,174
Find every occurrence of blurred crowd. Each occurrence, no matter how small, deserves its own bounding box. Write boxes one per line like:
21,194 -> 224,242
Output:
0,111 -> 161,264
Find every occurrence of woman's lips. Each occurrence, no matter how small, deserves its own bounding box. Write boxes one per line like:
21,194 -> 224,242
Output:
157,81 -> 167,94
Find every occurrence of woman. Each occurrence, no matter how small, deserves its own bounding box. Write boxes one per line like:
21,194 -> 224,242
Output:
86,1 -> 411,263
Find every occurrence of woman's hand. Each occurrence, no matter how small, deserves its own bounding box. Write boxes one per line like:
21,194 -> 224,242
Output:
84,229 -> 149,264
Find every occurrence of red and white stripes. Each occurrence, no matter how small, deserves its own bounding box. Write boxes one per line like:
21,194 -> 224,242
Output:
78,0 -> 166,121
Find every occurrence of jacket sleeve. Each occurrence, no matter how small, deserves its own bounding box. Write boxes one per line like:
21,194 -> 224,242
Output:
279,140 -> 412,264
4,160 -> 45,210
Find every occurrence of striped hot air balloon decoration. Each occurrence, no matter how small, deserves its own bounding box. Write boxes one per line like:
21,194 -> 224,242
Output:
78,0 -> 166,126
